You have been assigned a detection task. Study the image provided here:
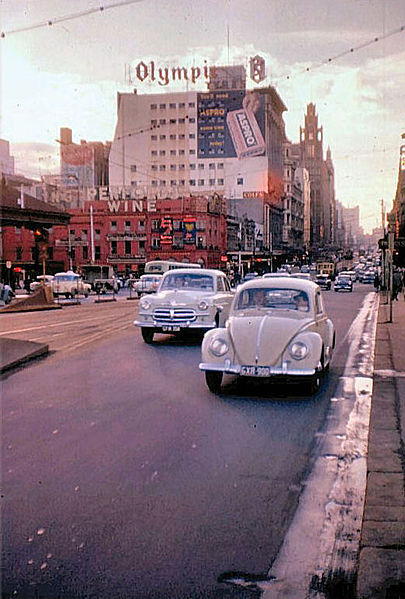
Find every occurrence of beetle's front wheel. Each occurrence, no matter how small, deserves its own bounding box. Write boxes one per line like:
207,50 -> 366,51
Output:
205,371 -> 223,393
141,328 -> 154,344
307,373 -> 321,395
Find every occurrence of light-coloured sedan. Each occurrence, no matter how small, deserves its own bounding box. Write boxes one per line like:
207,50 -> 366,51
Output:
134,268 -> 234,343
200,278 -> 335,394
132,274 -> 162,298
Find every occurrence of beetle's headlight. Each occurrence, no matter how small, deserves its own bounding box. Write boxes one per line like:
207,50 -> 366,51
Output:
209,338 -> 229,357
289,341 -> 309,360
198,300 -> 209,311
140,298 -> 151,310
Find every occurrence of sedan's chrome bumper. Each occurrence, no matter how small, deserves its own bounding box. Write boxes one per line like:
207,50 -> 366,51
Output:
199,360 -> 316,377
134,319 -> 216,330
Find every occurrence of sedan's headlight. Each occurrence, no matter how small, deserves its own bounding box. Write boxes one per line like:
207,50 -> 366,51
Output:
289,341 -> 309,360
209,338 -> 229,357
198,300 -> 209,311
140,298 -> 151,310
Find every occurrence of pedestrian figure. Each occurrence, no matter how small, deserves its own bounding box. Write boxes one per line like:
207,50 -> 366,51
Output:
374,273 -> 380,292
392,270 -> 402,301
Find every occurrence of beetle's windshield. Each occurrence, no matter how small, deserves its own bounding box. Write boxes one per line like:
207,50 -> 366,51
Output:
161,273 -> 214,291
235,287 -> 310,312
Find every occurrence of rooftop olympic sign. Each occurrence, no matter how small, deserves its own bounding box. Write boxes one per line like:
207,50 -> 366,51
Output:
130,55 -> 266,87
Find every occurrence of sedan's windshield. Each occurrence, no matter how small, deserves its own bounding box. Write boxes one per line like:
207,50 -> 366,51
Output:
161,273 -> 214,291
54,275 -> 78,282
236,287 -> 310,312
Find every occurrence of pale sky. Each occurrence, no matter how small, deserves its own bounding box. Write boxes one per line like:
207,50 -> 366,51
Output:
1,0 -> 405,232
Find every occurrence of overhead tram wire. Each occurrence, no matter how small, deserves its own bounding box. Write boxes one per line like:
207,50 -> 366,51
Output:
1,0 -> 146,38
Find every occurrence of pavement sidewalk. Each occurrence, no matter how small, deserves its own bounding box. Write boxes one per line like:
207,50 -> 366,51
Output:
357,294 -> 405,598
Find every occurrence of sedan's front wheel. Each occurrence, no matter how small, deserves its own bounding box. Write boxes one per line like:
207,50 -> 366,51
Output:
141,328 -> 154,344
205,371 -> 223,393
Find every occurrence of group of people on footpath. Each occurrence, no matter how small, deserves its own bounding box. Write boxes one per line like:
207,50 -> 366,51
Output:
0,282 -> 15,304
374,268 -> 405,300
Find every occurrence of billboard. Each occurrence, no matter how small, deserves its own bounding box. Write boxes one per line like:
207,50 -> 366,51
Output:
183,217 -> 197,244
197,90 -> 265,159
61,143 -> 94,187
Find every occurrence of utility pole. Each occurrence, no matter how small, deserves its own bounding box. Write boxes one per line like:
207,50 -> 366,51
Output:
388,228 -> 394,323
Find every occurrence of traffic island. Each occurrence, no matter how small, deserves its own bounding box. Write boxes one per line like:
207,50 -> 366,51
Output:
0,338 -> 49,373
0,286 -> 61,313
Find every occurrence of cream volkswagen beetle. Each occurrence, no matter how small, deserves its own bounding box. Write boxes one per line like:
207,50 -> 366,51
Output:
134,268 -> 234,343
199,277 -> 335,394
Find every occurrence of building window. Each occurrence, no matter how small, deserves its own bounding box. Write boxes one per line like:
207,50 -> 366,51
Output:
237,177 -> 243,185
189,133 -> 195,139
139,240 -> 145,250
208,162 -> 215,169
188,102 -> 195,108
179,164 -> 185,170
111,240 -> 117,255
178,118 -> 185,124
152,237 -> 161,248
82,246 -> 88,260
169,102 -> 176,109
171,180 -> 177,186
218,162 -> 224,169
190,179 -> 196,186
169,165 -> 176,171
151,150 -> 157,156
179,149 -> 185,155
125,240 -> 131,255
190,163 -> 196,170
95,246 -> 101,260
130,164 -> 137,172
95,229 -> 101,240
179,102 -> 185,108
111,221 -> 117,231
198,163 -> 204,169
160,164 -> 166,171
15,226 -> 22,234
48,247 -> 54,260
152,180 -> 158,186
160,134 -> 166,140
139,220 -> 145,231
160,150 -> 166,156
189,117 -> 195,123
170,134 -> 176,140
209,178 -> 215,185
217,178 -> 224,185
16,247 -> 22,260
198,179 -> 204,186
179,134 -> 185,140
160,180 -> 166,186
190,149 -> 196,155
159,103 -> 166,109
131,180 -> 137,186
150,103 -> 157,110
159,119 -> 166,125
151,119 -> 157,126
151,135 -> 157,141
179,179 -> 185,186
170,118 -> 176,124
125,220 -> 131,231
81,229 -> 88,240
170,150 -> 176,156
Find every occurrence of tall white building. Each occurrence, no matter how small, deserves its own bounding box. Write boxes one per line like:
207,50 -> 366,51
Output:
0,139 -> 15,176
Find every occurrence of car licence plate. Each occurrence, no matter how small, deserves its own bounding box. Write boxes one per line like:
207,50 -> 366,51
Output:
161,325 -> 181,332
240,365 -> 271,377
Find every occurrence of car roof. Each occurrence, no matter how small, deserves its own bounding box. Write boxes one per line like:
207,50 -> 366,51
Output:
238,277 -> 319,293
162,268 -> 225,276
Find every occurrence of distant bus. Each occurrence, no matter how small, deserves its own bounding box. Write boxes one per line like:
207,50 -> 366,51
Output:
144,260 -> 201,275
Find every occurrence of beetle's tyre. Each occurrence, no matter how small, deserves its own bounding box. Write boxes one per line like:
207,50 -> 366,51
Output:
307,373 -> 321,395
84,293 -> 89,298
65,293 -> 70,299
141,328 -> 154,344
205,371 -> 223,393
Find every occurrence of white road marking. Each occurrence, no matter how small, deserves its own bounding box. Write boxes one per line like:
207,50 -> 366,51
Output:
262,292 -> 379,598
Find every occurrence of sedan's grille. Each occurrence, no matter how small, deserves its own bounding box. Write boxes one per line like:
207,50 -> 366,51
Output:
153,308 -> 197,323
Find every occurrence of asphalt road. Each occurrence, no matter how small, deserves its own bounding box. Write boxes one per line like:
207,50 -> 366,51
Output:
1,285 -> 374,599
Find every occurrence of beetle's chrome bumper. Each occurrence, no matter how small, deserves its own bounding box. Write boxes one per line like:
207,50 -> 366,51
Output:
199,360 -> 316,377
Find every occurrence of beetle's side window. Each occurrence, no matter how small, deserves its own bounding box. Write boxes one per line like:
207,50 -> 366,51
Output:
315,292 -> 323,315
217,277 -> 225,292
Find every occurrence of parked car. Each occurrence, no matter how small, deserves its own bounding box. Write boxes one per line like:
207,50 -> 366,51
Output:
361,270 -> 376,284
132,274 -> 162,298
334,274 -> 353,292
315,273 -> 332,290
134,268 -> 234,344
29,275 -> 54,292
52,271 -> 92,298
199,278 -> 335,394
